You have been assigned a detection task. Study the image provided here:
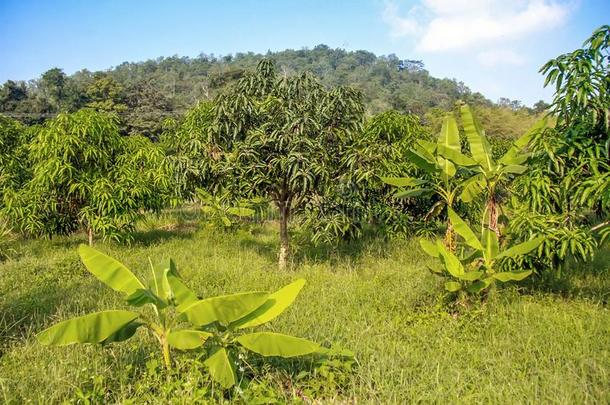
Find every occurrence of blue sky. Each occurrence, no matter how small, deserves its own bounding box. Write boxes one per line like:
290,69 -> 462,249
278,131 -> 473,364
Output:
0,0 -> 608,105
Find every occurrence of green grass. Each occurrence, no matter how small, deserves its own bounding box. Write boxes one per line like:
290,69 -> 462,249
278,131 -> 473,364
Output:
1,211 -> 609,403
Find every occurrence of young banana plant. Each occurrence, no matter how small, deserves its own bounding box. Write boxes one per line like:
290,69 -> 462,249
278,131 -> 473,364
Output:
421,207 -> 544,294
179,278 -> 325,388
443,105 -> 547,237
381,114 -> 471,251
37,245 -> 201,369
38,246 -> 326,388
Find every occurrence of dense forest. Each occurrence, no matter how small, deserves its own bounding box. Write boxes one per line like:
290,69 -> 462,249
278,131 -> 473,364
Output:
0,45 -> 545,139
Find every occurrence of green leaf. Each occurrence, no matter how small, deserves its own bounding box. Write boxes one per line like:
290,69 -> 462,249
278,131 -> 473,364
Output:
460,249 -> 483,264
205,348 -> 236,389
102,321 -> 144,345
232,279 -> 306,329
227,207 -> 255,217
492,270 -> 533,282
167,329 -> 212,350
437,144 -> 478,166
419,238 -> 439,258
436,156 -> 456,178
460,174 -> 485,203
502,164 -> 528,175
460,105 -> 494,171
482,228 -> 499,262
379,176 -> 424,188
165,259 -> 199,309
236,332 -> 320,358
495,237 -> 545,260
436,240 -> 464,277
221,216 -> 232,227
181,291 -> 269,326
394,188 -> 432,199
125,288 -> 165,308
498,150 -> 530,166
437,115 -> 461,153
405,149 -> 437,173
150,261 -> 173,303
78,245 -> 144,296
447,207 -> 483,251
37,310 -> 140,346
444,281 -> 462,292
455,271 -> 484,281
467,277 -> 493,293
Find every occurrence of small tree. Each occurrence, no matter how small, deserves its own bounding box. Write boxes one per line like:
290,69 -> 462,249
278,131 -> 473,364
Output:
216,60 -> 364,269
3,110 -> 175,243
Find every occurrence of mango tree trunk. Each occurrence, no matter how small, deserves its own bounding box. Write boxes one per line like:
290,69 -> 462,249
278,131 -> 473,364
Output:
278,201 -> 290,271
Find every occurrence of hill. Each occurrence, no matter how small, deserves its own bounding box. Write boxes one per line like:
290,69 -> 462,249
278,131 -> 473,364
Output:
0,45 -> 545,138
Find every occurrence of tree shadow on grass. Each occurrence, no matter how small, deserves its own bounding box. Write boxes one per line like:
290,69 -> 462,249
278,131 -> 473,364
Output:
0,281 -> 83,353
519,245 -> 610,305
237,227 -> 392,268
131,227 -> 198,247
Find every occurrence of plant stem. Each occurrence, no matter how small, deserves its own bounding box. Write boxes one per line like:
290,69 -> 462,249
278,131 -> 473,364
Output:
161,335 -> 171,370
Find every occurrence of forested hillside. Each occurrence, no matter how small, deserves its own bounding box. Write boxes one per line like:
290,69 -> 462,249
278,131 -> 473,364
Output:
0,45 -> 545,139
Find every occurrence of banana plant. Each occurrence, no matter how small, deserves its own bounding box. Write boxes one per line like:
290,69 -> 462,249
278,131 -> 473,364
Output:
381,114 -> 472,251
37,245 -> 202,369
179,277 -> 323,388
420,207 -> 544,294
448,105 -> 546,237
38,246 -> 326,389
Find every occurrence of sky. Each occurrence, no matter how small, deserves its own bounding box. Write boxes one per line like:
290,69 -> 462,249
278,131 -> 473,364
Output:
0,0 -> 608,106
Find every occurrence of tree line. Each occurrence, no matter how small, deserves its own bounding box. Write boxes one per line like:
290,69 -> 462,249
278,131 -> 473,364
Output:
1,45 -> 545,139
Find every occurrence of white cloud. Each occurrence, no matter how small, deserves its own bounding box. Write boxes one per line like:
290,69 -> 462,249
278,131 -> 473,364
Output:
382,2 -> 420,37
383,0 -> 572,52
476,49 -> 526,67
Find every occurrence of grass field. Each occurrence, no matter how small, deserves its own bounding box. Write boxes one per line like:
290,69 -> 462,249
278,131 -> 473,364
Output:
1,210 -> 609,403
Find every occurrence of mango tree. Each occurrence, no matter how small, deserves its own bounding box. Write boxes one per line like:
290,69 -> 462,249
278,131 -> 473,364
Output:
38,246 -> 329,388
2,110 -> 175,244
216,59 -> 364,269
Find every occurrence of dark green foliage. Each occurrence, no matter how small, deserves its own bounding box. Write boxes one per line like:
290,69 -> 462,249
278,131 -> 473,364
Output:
346,110 -> 430,239
215,59 -> 365,268
124,80 -> 175,139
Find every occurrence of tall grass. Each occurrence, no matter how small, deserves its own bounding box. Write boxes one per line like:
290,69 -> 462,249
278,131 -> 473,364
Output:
0,211 -> 608,403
